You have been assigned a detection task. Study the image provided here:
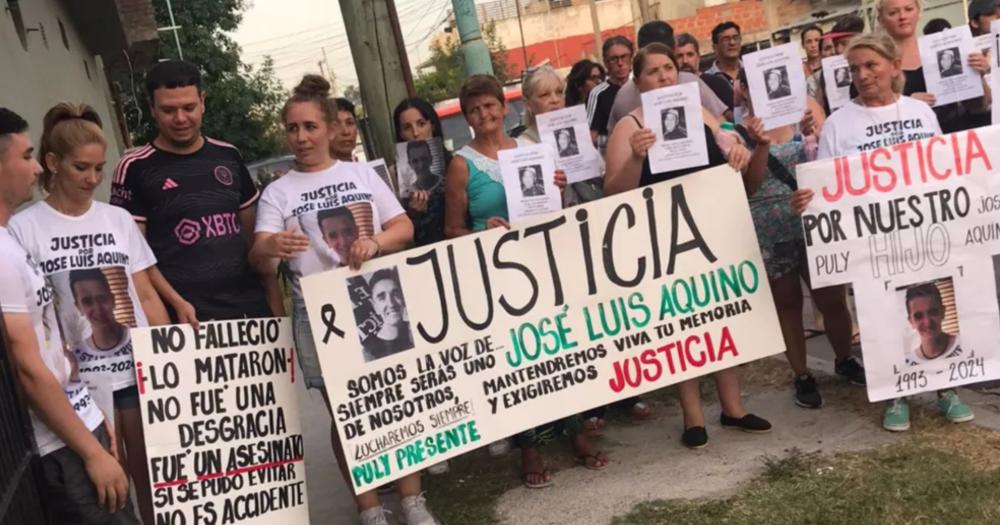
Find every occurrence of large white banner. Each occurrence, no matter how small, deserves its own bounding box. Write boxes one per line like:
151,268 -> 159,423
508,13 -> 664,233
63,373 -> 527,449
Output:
302,165 -> 785,493
133,318 -> 310,524
798,126 -> 1000,401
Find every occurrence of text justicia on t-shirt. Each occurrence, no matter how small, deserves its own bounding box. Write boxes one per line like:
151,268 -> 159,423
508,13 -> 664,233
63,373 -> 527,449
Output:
292,189 -> 374,216
865,118 -> 928,137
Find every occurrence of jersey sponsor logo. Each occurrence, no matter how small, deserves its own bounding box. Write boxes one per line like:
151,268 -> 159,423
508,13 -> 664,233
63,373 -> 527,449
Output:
174,218 -> 202,246
162,178 -> 179,190
214,165 -> 234,186
172,213 -> 242,246
110,186 -> 132,204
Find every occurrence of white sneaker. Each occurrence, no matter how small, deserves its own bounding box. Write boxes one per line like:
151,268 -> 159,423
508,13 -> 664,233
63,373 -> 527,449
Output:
488,439 -> 511,457
359,506 -> 391,525
427,460 -> 449,475
400,494 -> 438,525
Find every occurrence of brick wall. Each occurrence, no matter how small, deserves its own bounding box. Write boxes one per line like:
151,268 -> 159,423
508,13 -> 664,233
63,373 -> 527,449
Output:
671,0 -> 768,48
115,0 -> 157,46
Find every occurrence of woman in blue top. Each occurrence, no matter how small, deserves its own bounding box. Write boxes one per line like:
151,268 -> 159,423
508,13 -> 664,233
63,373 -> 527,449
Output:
443,75 -> 602,490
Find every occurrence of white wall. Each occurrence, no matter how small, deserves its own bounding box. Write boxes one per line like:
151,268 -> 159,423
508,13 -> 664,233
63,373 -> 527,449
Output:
1,0 -> 125,202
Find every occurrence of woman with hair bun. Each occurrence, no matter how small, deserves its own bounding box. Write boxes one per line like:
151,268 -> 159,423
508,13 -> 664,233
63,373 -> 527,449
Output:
9,102 -> 190,525
250,75 -> 435,525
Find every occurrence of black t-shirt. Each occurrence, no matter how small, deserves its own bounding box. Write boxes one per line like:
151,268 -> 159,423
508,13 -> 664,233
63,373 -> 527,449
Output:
588,82 -> 622,136
902,67 -> 966,133
702,72 -> 736,111
640,125 -> 726,186
110,138 -> 270,321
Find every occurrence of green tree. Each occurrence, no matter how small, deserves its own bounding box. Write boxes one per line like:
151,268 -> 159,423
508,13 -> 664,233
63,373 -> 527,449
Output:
414,21 -> 511,104
342,84 -> 365,116
130,0 -> 286,162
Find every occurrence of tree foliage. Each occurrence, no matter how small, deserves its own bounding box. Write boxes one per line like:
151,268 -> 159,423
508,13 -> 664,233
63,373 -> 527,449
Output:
414,21 -> 511,104
342,84 -> 364,116
129,0 -> 286,162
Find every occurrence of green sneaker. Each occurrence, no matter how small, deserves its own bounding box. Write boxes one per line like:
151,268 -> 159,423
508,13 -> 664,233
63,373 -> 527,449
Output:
937,390 -> 975,423
883,398 -> 910,432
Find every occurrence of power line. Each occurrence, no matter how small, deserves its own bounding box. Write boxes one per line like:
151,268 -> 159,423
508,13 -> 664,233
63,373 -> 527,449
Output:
406,3 -> 451,51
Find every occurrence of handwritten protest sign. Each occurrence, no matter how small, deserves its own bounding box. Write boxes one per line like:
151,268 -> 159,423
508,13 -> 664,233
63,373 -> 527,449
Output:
133,318 -> 309,524
302,165 -> 785,493
797,126 -> 1000,401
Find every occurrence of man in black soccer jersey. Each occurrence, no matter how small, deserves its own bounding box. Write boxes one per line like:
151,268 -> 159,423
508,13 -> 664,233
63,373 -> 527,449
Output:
111,60 -> 276,321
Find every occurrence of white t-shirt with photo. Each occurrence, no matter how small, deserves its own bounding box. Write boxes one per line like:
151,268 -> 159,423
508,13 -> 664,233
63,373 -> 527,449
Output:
9,201 -> 157,391
255,161 -> 405,301
0,227 -> 104,456
818,96 -> 942,160
905,334 -> 964,366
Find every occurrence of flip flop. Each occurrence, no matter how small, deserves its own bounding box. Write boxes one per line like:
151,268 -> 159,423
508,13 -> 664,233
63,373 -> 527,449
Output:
576,452 -> 609,471
630,401 -> 652,421
522,469 -> 554,489
583,416 -> 606,435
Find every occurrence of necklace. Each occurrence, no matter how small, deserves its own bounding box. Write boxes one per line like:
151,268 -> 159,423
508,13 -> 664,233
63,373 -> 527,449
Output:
857,94 -> 903,143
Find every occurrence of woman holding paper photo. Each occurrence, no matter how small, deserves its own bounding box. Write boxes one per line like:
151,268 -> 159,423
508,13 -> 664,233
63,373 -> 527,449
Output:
731,70 -> 860,411
250,75 -> 437,525
605,42 -> 773,450
393,97 -> 450,246
876,0 -> 991,133
444,74 -> 605,490
515,65 -> 604,207
791,34 -> 975,433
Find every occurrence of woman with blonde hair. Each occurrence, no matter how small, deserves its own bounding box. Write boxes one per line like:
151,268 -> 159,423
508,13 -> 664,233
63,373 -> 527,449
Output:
875,0 -> 990,132
793,33 -> 975,432
250,75 -> 436,525
10,102 -> 193,524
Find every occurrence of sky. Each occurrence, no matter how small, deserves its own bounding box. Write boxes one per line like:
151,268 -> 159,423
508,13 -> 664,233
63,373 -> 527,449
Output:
231,0 -> 458,93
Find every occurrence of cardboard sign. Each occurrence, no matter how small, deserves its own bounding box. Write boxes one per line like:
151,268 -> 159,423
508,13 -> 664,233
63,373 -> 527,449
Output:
798,126 -> 1000,400
133,318 -> 310,524
302,165 -> 785,492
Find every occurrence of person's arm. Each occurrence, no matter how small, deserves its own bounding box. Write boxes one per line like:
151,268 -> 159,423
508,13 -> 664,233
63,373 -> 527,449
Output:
239,206 -> 257,247
129,210 -> 200,326
145,265 -> 198,326
444,156 -> 473,239
346,214 -> 414,270
741,116 -> 771,196
5,313 -> 128,512
132,269 -> 170,326
604,112 -> 650,195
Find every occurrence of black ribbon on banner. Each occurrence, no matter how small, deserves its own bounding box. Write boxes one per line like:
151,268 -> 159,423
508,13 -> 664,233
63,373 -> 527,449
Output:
321,303 -> 345,343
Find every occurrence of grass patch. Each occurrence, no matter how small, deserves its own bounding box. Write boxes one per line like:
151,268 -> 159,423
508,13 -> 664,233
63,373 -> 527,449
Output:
612,439 -> 1000,525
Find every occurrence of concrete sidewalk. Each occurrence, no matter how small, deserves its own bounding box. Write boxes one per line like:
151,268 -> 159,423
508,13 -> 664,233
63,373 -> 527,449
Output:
299,335 -> 1000,525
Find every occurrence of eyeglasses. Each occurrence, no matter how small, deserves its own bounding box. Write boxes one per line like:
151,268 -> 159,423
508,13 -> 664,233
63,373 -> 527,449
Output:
588,73 -> 605,81
718,34 -> 742,45
606,53 -> 632,65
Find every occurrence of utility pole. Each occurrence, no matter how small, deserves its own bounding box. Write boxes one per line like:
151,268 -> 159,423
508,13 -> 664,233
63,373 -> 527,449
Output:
588,0 -> 602,61
451,0 -> 495,76
160,0 -> 184,60
321,47 -> 338,95
340,0 -> 416,164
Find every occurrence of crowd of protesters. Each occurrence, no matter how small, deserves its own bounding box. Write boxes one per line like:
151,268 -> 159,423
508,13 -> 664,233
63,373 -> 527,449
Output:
3,0 -> 1000,523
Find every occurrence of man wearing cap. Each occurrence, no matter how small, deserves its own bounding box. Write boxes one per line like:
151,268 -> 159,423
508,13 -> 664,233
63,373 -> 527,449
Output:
806,15 -> 865,115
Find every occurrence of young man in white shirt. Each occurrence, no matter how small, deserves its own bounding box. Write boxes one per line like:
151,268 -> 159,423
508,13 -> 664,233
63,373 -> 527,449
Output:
0,108 -> 136,523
